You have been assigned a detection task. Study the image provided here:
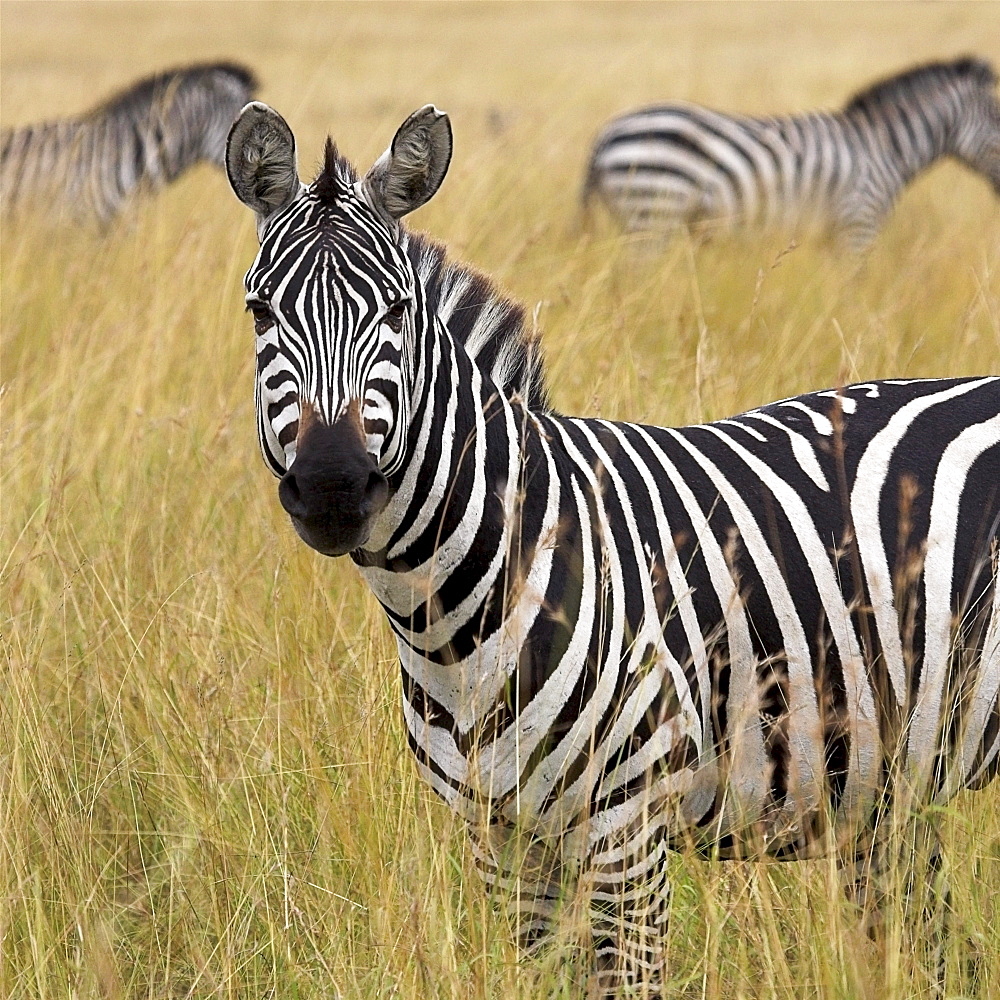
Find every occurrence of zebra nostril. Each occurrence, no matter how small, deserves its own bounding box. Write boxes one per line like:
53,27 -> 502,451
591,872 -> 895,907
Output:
278,471 -> 307,518
361,468 -> 389,517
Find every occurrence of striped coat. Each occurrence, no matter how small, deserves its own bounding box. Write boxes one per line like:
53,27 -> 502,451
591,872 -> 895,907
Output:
226,102 -> 1000,995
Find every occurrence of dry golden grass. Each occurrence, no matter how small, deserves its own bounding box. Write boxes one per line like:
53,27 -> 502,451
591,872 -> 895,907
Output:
2,3 -> 1000,998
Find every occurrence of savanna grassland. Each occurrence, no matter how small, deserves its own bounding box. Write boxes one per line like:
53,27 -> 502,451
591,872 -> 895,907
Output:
2,3 -> 1000,998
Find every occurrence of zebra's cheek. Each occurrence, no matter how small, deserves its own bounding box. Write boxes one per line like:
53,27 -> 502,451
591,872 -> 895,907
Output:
258,372 -> 300,471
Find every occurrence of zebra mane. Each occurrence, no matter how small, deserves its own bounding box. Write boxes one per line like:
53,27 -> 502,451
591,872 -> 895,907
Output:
312,142 -> 551,412
407,233 -> 550,411
844,56 -> 997,113
313,139 -> 357,204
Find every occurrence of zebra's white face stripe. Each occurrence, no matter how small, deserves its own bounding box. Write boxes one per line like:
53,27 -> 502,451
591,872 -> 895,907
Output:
244,191 -> 415,479
254,322 -> 299,471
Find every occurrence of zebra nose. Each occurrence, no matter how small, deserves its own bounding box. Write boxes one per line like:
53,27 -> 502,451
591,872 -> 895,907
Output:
276,414 -> 389,556
278,461 -> 387,519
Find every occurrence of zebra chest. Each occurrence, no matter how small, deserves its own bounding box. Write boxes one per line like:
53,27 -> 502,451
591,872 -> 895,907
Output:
379,551 -> 711,830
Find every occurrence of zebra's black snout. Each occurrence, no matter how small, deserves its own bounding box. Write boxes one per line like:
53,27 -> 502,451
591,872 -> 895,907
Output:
278,410 -> 388,557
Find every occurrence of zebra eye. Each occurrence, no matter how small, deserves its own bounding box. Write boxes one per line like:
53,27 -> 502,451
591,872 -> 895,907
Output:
383,301 -> 407,332
249,302 -> 275,336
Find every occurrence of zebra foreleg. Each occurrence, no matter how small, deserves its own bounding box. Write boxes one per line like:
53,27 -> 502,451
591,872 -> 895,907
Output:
911,837 -> 985,997
471,816 -> 673,997
833,191 -> 891,252
583,835 -> 671,999
840,835 -> 886,941
470,817 -> 596,991
840,821 -> 959,995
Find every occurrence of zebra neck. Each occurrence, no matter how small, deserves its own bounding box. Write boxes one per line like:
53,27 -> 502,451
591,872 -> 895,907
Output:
842,95 -> 952,185
355,318 -> 525,627
403,231 -> 549,412
353,317 -> 557,747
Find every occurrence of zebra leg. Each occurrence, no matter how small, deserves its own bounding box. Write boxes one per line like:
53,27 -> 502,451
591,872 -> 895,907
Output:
832,188 -> 891,252
840,837 -> 886,942
841,821 -> 958,995
833,213 -> 883,252
900,822 -> 954,996
923,842 -> 952,993
583,835 -> 671,998
471,812 -> 674,996
469,820 -> 565,951
920,840 -> 985,997
912,829 -> 986,997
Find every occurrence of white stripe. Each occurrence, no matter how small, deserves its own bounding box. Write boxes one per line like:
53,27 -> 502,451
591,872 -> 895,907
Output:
603,422 -> 714,745
515,421 -> 628,828
668,427 -> 827,820
909,413 -> 1000,789
698,422 -> 879,822
741,411 -> 830,491
472,416 -> 575,799
851,378 -> 996,708
634,426 -> 770,834
775,400 -> 833,436
956,569 -> 1000,791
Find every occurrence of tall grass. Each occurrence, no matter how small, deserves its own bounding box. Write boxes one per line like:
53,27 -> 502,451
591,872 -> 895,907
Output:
2,3 -> 999,998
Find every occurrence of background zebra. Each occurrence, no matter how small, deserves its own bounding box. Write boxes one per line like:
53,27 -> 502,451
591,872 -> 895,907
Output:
584,57 -> 1000,248
1,62 -> 257,224
227,102 -> 1000,996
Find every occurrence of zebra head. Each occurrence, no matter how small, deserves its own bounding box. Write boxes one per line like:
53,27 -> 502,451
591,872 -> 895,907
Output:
226,102 -> 453,556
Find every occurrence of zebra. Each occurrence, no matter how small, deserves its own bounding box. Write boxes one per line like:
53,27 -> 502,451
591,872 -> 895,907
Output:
225,101 -> 1000,995
583,57 -> 1000,248
2,62 -> 257,224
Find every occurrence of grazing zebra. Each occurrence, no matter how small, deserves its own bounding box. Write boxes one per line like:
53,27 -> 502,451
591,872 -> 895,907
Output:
584,57 -> 1000,248
2,62 -> 257,223
226,101 -> 1000,995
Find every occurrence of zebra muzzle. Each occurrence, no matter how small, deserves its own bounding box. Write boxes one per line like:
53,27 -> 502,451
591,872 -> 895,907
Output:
278,405 -> 388,557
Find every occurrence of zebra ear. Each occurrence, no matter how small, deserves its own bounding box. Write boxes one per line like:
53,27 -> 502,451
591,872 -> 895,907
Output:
361,105 -> 452,222
226,102 -> 301,222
